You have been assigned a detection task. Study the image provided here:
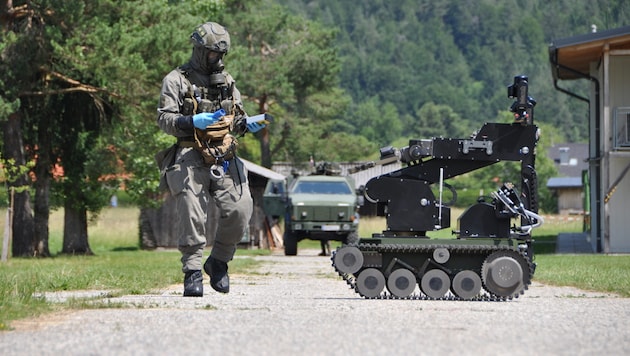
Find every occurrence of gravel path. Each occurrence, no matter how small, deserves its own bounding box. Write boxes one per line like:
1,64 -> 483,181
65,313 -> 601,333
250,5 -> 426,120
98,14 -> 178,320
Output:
1,248 -> 629,355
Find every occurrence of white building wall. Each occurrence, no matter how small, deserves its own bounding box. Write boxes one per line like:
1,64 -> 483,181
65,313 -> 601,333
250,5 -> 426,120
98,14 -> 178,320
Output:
607,54 -> 630,252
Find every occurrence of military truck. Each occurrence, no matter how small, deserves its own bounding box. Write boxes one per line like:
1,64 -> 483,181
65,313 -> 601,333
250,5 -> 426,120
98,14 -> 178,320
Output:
263,163 -> 360,255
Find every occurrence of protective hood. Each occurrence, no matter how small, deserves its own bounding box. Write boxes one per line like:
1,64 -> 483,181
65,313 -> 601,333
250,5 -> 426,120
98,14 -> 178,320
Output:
190,46 -> 224,75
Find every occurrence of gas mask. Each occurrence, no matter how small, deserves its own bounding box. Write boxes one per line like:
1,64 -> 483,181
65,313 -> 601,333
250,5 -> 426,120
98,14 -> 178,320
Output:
207,50 -> 225,73
191,47 -> 225,75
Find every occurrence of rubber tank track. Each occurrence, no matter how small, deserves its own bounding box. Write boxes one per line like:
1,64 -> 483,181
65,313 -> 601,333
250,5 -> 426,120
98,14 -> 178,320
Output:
331,242 -> 534,301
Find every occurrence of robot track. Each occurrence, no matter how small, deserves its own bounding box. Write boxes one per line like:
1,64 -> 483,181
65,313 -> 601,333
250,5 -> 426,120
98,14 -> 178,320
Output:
332,242 -> 533,301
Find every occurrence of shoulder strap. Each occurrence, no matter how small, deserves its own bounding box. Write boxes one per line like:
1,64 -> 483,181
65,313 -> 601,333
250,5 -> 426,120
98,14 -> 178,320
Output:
177,65 -> 198,113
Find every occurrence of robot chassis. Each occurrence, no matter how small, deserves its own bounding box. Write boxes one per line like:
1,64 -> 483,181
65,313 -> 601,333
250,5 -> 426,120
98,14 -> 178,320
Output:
332,75 -> 544,300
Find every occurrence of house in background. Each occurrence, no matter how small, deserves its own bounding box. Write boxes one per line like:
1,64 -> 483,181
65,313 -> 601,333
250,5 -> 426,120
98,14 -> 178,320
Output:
549,25 -> 630,253
546,143 -> 588,214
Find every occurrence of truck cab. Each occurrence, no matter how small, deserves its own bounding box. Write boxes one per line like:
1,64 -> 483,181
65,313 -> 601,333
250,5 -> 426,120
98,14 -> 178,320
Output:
263,173 -> 360,255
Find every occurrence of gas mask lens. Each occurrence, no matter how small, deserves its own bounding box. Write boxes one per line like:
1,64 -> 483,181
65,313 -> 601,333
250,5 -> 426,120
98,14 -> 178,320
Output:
207,50 -> 225,72
207,51 -> 224,64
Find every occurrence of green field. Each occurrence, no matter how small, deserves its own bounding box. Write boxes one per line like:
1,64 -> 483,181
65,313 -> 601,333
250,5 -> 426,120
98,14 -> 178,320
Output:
1,207 -> 628,331
0,207 -> 268,330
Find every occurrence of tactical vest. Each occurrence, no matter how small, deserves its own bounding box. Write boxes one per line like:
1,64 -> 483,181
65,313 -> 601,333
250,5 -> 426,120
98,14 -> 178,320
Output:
179,67 -> 238,166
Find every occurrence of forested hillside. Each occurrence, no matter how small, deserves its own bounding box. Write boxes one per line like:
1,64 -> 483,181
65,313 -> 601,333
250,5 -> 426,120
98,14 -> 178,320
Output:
281,0 -> 629,145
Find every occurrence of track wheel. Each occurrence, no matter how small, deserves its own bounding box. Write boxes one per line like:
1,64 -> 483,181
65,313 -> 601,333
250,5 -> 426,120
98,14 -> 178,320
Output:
386,268 -> 417,298
451,270 -> 482,300
433,248 -> 450,264
356,268 -> 385,298
482,250 -> 526,298
420,269 -> 450,299
333,246 -> 364,274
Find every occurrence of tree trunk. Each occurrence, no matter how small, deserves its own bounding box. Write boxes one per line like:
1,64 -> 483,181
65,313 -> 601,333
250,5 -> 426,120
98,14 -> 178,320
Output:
2,113 -> 36,257
62,201 -> 92,255
11,189 -> 35,257
33,172 -> 51,257
261,127 -> 271,168
258,94 -> 272,168
32,119 -> 53,257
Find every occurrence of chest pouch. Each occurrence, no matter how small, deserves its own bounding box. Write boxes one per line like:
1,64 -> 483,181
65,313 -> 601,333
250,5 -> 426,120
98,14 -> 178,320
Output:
193,115 -> 238,165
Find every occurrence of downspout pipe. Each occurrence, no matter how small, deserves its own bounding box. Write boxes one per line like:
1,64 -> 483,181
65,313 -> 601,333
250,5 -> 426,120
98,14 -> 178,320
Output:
549,51 -> 602,252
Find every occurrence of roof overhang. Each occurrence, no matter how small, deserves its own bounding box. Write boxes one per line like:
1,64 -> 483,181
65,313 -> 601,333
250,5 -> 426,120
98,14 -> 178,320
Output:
546,177 -> 583,189
549,25 -> 630,80
241,158 -> 286,180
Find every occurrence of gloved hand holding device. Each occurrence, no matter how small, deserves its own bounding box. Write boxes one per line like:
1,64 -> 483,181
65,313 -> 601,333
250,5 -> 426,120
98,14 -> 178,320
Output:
193,109 -> 226,129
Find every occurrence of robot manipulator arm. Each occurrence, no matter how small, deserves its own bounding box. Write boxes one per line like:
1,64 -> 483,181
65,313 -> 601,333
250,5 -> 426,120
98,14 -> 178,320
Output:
374,139 -> 435,166
491,183 -> 544,234
507,75 -> 537,125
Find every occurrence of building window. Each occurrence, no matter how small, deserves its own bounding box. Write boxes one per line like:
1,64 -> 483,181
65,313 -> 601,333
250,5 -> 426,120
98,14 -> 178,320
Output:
613,107 -> 630,149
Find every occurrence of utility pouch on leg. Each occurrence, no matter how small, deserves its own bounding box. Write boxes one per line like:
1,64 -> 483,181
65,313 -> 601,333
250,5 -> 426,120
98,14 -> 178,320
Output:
155,144 -> 178,192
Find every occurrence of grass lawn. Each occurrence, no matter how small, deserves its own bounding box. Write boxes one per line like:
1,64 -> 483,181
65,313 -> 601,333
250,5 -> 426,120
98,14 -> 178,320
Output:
1,206 -> 629,331
0,207 -> 267,330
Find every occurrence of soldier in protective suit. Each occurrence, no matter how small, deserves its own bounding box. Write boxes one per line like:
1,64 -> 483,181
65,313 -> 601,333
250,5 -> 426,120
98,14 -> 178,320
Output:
157,22 -> 266,297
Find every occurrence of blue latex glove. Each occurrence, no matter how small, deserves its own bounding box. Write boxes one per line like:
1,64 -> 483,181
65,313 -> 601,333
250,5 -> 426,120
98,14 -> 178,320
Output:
246,114 -> 269,133
192,109 -> 226,129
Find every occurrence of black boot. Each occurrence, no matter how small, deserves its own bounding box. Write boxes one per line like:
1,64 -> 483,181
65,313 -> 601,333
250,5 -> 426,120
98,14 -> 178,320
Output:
183,270 -> 203,297
204,256 -> 229,293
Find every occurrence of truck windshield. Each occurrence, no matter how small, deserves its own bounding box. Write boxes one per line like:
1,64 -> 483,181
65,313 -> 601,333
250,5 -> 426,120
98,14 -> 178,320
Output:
292,181 -> 353,194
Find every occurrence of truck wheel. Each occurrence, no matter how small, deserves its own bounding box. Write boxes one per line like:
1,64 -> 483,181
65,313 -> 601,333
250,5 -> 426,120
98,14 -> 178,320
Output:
344,231 -> 359,245
284,230 -> 298,256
